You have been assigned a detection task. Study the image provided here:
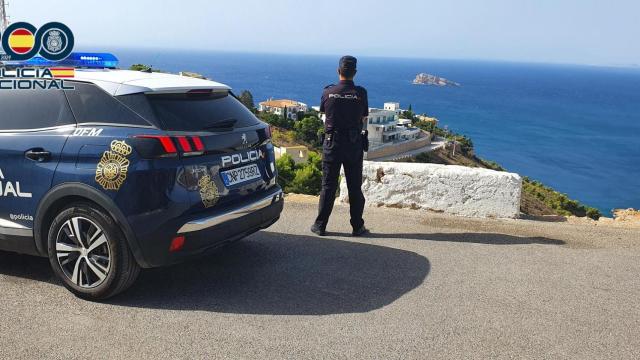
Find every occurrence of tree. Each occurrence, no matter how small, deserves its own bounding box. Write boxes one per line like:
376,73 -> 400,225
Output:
400,104 -> 415,120
129,64 -> 157,72
293,116 -> 324,146
258,112 -> 294,129
238,90 -> 255,111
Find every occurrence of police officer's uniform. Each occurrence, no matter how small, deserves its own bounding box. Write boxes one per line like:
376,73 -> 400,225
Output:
312,56 -> 368,235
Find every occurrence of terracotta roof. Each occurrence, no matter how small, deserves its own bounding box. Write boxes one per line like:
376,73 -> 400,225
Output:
259,99 -> 303,108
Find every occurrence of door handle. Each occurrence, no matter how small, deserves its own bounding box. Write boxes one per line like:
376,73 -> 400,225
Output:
25,148 -> 52,162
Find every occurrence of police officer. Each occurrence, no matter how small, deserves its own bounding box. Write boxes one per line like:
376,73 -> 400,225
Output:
311,56 -> 369,237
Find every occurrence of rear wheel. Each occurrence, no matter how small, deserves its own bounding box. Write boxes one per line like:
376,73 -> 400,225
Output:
47,202 -> 139,300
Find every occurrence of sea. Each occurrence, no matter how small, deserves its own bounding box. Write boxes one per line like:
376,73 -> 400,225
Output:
106,48 -> 640,215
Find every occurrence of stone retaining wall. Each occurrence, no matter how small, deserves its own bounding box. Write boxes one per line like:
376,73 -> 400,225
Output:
339,161 -> 522,218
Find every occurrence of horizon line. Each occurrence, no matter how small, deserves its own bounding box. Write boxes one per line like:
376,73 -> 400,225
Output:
74,44 -> 640,71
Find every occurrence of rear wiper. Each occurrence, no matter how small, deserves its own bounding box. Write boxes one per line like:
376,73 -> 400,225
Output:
202,118 -> 237,130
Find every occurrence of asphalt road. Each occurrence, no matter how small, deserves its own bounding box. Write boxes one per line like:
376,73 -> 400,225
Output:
1,200 -> 639,359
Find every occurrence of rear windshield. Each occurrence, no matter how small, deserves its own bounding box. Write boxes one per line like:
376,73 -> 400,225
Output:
118,92 -> 260,131
66,82 -> 152,127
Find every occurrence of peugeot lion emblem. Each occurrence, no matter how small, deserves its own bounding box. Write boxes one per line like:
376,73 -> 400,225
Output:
241,133 -> 248,145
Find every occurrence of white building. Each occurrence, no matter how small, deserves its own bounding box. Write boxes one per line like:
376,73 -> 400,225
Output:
366,108 -> 401,145
258,99 -> 308,120
366,106 -> 421,146
383,102 -> 402,115
397,119 -> 412,126
396,119 -> 422,141
274,145 -> 309,164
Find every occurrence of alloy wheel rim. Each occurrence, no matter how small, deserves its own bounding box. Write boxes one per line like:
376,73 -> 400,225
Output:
55,216 -> 111,289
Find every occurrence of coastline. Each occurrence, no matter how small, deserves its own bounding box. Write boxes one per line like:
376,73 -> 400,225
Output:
116,51 -> 640,213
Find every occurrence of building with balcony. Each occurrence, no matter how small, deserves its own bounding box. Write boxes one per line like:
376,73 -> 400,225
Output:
366,108 -> 404,145
259,99 -> 308,121
364,104 -> 427,159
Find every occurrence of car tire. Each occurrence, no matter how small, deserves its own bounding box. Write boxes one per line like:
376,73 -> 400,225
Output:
47,202 -> 140,300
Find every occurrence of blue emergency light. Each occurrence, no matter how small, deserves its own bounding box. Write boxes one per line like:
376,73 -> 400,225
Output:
2,52 -> 119,69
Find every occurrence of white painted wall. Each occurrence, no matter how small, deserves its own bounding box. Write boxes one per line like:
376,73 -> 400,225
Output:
339,161 -> 522,218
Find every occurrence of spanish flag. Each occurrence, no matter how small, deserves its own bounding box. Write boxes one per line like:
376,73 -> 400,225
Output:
8,28 -> 35,54
50,68 -> 75,79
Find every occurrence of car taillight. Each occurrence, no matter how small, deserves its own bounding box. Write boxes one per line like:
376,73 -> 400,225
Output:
192,136 -> 205,152
266,126 -> 273,139
176,136 -> 193,152
136,135 -> 177,153
132,135 -> 206,158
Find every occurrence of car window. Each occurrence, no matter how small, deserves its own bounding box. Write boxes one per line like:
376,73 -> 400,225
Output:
118,92 -> 260,131
0,90 -> 75,131
65,82 -> 152,127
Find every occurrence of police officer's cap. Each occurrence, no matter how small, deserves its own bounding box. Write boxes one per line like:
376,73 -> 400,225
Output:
339,56 -> 357,72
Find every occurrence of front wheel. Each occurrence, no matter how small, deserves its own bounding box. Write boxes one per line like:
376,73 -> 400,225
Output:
47,202 -> 140,300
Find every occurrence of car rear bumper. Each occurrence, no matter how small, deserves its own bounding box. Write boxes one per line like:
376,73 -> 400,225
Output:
138,187 -> 284,267
177,189 -> 284,234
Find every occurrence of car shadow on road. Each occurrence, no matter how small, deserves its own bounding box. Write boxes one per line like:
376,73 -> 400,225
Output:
0,251 -> 57,285
325,232 -> 565,245
108,231 -> 430,315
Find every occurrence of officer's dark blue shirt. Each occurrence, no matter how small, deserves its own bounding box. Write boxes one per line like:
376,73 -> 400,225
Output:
320,80 -> 368,133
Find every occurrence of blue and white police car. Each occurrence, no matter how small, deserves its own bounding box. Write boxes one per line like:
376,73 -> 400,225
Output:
0,53 -> 283,299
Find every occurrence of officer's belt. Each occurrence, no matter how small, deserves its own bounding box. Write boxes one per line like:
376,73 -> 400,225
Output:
327,128 -> 360,134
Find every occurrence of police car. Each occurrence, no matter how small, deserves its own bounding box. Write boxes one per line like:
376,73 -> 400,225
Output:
0,53 -> 283,299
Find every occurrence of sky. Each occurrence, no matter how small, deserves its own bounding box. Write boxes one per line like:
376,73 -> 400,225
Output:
6,0 -> 640,66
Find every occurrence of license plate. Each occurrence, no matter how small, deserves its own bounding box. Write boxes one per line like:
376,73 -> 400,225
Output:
220,164 -> 262,187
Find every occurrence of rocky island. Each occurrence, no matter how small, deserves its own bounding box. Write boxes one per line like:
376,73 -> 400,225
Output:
413,73 -> 460,87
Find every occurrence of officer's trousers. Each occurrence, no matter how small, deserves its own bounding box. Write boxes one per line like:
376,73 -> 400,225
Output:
314,136 -> 365,231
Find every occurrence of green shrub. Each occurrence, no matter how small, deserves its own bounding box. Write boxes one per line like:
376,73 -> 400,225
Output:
275,154 -> 296,190
480,159 -> 505,171
414,152 -> 432,163
522,178 -> 602,220
129,64 -> 156,72
275,151 -> 323,195
288,163 -> 322,195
